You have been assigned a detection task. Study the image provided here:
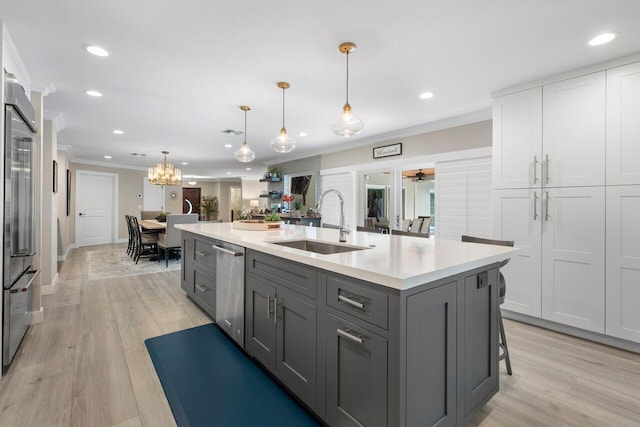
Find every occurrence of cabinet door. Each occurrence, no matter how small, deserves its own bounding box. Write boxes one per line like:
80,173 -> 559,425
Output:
541,187 -> 605,332
606,62 -> 640,185
542,72 -> 606,187
492,87 -> 543,189
606,186 -> 640,343
326,313 -> 388,427
245,276 -> 277,367
274,287 -> 317,407
492,189 -> 542,317
463,270 -> 498,416
405,281 -> 457,427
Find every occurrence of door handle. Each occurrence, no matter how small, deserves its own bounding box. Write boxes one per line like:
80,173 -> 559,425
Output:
195,284 -> 209,293
545,154 -> 550,184
533,191 -> 538,220
338,294 -> 365,310
533,155 -> 538,184
337,328 -> 363,344
79,212 -> 85,216
273,298 -> 278,325
212,245 -> 243,257
195,250 -> 208,257
267,295 -> 272,320
545,191 -> 550,221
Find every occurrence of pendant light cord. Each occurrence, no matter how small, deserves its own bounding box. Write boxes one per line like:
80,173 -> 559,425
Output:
244,109 -> 247,143
282,87 -> 286,129
345,50 -> 350,105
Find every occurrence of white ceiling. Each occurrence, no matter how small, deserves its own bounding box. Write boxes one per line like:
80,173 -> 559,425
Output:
2,0 -> 640,180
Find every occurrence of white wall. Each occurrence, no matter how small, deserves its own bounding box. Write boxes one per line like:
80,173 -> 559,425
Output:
242,179 -> 268,210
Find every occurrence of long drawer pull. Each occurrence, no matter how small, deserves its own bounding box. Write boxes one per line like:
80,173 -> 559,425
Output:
195,250 -> 208,257
338,294 -> 365,310
533,155 -> 538,184
273,298 -> 278,325
212,245 -> 244,257
337,328 -> 363,344
545,191 -> 550,221
545,154 -> 550,184
533,191 -> 538,221
195,284 -> 209,293
267,295 -> 272,320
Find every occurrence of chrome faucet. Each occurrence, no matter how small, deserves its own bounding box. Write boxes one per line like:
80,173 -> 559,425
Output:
317,189 -> 350,242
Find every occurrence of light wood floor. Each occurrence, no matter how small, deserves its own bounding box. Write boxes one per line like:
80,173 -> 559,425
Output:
0,244 -> 639,427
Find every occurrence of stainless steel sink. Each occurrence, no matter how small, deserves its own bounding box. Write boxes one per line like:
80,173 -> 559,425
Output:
271,240 -> 369,255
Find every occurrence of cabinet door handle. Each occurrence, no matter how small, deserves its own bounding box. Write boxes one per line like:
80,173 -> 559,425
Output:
212,245 -> 243,257
338,294 -> 365,310
273,298 -> 278,325
195,284 -> 208,293
195,250 -> 208,257
545,191 -> 550,221
337,328 -> 363,344
545,154 -> 550,184
533,191 -> 538,220
267,295 -> 272,320
533,155 -> 538,184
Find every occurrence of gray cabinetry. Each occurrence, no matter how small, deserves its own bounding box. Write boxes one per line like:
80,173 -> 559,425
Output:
181,232 -> 217,318
325,311 -> 388,427
405,281 -> 457,427
245,253 -> 318,409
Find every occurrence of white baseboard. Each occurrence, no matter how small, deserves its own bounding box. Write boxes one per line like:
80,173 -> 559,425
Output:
41,273 -> 59,296
502,310 -> 640,354
31,307 -> 44,323
57,243 -> 77,262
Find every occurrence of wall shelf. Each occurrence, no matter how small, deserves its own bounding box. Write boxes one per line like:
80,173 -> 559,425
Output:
259,191 -> 282,199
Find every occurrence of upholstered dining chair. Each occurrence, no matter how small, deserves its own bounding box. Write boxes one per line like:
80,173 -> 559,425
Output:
390,229 -> 429,238
157,214 -> 199,267
461,234 -> 515,375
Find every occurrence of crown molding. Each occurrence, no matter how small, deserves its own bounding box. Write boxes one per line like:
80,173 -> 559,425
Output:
44,112 -> 66,133
2,22 -> 31,90
72,158 -> 148,172
264,107 -> 492,165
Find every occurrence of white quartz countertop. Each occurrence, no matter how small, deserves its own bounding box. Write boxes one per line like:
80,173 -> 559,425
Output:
176,223 -> 519,291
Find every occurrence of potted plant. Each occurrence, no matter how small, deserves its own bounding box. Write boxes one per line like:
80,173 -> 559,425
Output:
264,213 -> 281,222
200,195 -> 219,221
155,212 -> 170,222
267,165 -> 281,181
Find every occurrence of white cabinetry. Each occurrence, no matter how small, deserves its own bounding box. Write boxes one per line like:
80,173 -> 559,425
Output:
492,88 -> 542,189
606,62 -> 640,185
606,186 -> 640,342
493,189 -> 541,317
540,187 -> 605,333
542,73 -> 606,187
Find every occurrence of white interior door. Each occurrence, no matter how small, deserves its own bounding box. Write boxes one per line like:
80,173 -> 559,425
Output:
76,171 -> 117,247
143,178 -> 164,210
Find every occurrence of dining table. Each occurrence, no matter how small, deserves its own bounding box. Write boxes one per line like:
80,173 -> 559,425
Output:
139,219 -> 167,231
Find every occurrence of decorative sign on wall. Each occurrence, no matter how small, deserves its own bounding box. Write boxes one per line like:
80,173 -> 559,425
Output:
373,142 -> 402,159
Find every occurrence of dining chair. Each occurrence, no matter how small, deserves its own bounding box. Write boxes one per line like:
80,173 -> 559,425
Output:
401,219 -> 413,231
461,235 -> 515,375
364,217 -> 376,228
157,214 -> 199,267
390,229 -> 429,238
130,216 -> 159,264
418,216 -> 432,237
298,217 -> 321,227
356,226 -> 384,233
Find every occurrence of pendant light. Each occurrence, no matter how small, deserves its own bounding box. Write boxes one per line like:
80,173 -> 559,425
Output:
331,42 -> 364,137
235,105 -> 256,163
148,151 -> 181,186
270,82 -> 296,153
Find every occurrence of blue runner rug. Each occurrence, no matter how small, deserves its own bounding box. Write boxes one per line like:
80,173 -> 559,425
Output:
145,323 -> 320,427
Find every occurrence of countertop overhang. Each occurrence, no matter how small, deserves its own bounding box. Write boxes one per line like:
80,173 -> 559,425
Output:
176,223 -> 519,291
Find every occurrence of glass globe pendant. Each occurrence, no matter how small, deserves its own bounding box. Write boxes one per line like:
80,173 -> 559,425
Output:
270,82 -> 296,153
331,42 -> 364,137
235,105 -> 256,162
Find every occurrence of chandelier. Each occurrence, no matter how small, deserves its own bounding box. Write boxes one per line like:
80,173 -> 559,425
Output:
148,151 -> 182,186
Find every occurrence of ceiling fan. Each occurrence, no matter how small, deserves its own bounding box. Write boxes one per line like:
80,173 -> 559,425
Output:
406,169 -> 434,182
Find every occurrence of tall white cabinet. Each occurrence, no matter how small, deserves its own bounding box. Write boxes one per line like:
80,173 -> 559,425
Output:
492,65 -> 640,341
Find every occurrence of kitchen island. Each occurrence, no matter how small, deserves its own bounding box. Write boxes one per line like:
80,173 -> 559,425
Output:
176,222 -> 517,427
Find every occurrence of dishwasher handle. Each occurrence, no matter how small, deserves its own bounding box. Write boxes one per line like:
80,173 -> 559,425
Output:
212,245 -> 244,257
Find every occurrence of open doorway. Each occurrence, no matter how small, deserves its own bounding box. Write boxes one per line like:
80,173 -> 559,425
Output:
183,187 -> 201,216
402,168 -> 435,233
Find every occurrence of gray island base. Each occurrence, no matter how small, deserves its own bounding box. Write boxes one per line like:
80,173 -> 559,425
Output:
177,224 -> 513,427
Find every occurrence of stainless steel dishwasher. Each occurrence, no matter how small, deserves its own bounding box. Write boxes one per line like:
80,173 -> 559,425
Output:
213,241 -> 245,347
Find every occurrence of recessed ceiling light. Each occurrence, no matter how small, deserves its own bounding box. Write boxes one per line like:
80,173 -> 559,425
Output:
84,45 -> 110,57
85,90 -> 103,97
588,33 -> 616,46
227,172 -> 232,175
182,162 -> 188,165
188,181 -> 197,185
246,167 -> 252,171
104,155 -> 112,159
224,144 -> 233,148
298,132 -> 308,137
113,129 -> 124,135
419,92 -> 434,99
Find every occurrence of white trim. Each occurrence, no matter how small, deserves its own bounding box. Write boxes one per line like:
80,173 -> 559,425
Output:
75,170 -> 119,246
2,23 -> 31,93
265,108 -> 492,165
503,310 -> 640,354
41,273 -> 59,295
56,243 -> 77,262
31,307 -> 44,323
492,51 -> 640,98
44,113 -> 65,133
73,158 -> 148,171
320,147 -> 492,176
